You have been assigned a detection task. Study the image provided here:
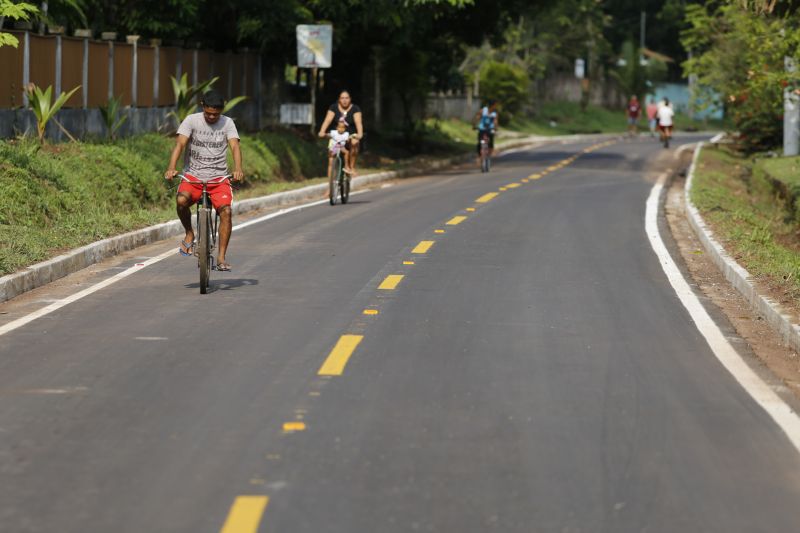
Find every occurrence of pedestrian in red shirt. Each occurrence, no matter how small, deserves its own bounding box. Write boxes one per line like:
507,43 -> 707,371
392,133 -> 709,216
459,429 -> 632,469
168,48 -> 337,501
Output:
626,95 -> 641,136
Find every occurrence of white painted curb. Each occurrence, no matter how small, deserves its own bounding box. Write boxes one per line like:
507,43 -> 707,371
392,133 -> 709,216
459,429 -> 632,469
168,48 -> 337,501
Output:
684,142 -> 800,352
1,133 -> 617,304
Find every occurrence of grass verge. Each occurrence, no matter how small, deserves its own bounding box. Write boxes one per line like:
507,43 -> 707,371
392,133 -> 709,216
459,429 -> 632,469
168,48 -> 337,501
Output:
690,145 -> 800,301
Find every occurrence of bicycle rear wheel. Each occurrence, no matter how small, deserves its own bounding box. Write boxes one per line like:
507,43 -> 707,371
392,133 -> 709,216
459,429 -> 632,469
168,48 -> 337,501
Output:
197,208 -> 211,294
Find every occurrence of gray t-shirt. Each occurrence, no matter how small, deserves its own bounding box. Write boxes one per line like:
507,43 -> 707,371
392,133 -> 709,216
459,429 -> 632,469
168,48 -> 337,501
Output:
177,112 -> 240,181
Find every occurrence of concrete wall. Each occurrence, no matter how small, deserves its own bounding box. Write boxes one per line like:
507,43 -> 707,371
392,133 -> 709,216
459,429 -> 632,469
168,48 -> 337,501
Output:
425,95 -> 480,122
541,73 -> 625,109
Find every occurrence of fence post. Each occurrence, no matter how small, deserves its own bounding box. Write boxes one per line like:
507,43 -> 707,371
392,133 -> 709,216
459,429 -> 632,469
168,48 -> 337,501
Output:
256,54 -> 262,130
82,37 -> 89,109
153,43 -> 160,107
240,49 -> 248,99
176,50 -> 182,79
373,48 -> 382,129
55,35 -> 62,96
129,36 -> 139,107
227,51 -> 233,99
22,31 -> 30,106
192,47 -> 198,86
108,41 -> 114,100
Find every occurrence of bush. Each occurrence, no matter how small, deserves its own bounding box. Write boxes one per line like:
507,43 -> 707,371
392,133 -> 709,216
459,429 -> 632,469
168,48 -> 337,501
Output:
479,61 -> 529,118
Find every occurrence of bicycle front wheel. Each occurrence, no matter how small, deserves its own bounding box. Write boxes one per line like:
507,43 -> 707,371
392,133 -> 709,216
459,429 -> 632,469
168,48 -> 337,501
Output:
197,208 -> 211,294
340,174 -> 350,204
329,157 -> 342,205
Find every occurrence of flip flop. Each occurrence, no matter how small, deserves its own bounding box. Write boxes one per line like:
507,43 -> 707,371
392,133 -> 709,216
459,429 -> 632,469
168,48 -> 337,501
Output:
216,262 -> 232,272
179,240 -> 194,256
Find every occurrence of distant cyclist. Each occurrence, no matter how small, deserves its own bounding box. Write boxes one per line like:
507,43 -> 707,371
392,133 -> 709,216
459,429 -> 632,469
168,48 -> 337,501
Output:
318,90 -> 364,176
474,101 -> 498,167
164,91 -> 244,272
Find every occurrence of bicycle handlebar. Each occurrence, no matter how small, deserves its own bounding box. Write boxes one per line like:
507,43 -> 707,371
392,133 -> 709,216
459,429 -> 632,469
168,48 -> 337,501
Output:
176,174 -> 233,183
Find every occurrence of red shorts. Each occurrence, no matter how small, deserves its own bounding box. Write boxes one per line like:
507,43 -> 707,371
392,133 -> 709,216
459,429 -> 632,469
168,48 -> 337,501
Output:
177,174 -> 233,210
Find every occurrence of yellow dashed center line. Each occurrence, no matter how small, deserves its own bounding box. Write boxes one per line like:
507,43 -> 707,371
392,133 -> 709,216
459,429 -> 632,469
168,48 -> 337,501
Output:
476,192 -> 498,203
403,260 -> 415,265
446,216 -> 467,226
363,309 -> 379,315
466,207 -> 476,212
434,229 -> 445,234
318,334 -> 364,376
220,496 -> 269,533
530,173 -> 542,179
283,421 -> 306,432
499,187 -> 507,191
505,183 -> 521,189
412,240 -> 435,253
378,274 -> 404,290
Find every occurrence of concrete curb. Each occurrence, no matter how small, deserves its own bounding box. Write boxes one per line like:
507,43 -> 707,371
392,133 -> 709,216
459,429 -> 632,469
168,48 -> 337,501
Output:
0,132 -> 617,304
684,142 -> 800,352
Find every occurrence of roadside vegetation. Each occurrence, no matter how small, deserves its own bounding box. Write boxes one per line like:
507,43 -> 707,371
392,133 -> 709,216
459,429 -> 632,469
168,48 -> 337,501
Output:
691,145 -> 800,301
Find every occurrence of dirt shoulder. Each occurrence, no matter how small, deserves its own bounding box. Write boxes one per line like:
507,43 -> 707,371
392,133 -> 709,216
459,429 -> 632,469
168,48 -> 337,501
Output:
665,160 -> 800,400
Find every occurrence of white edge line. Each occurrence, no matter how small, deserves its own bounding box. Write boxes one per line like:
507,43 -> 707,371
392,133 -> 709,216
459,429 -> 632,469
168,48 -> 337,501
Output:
709,132 -> 725,144
0,193 -> 366,337
645,160 -> 800,453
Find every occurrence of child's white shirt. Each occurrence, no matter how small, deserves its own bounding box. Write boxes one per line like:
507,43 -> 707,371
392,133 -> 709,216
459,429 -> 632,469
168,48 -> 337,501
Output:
330,130 -> 349,146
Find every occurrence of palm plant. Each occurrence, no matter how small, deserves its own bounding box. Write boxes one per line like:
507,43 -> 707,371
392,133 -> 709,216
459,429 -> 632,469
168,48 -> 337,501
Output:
610,41 -> 667,103
168,73 -> 218,127
99,94 -> 127,140
25,83 -> 80,143
222,95 -> 248,115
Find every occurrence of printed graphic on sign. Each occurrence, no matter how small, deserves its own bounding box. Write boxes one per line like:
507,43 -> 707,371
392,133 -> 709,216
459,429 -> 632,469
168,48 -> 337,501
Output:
297,25 -> 333,68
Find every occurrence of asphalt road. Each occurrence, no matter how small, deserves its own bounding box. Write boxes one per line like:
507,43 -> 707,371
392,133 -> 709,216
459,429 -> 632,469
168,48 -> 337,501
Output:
2,136 -> 800,532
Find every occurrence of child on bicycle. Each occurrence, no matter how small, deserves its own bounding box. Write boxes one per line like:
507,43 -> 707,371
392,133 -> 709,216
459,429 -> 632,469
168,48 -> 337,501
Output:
329,119 -> 354,175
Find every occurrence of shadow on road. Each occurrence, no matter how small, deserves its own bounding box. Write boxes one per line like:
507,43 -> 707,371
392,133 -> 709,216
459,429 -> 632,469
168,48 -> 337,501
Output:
184,278 -> 260,292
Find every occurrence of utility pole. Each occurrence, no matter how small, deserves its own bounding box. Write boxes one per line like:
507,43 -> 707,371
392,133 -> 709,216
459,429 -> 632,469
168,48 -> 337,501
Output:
640,11 -> 646,58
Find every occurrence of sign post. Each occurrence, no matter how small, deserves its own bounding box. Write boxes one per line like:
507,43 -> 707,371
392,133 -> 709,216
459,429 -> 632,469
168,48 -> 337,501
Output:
297,25 -> 333,134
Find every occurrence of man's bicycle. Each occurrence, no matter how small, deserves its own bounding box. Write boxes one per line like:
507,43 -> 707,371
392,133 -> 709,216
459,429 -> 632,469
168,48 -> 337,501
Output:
479,131 -> 492,173
328,148 -> 350,206
177,174 -> 231,294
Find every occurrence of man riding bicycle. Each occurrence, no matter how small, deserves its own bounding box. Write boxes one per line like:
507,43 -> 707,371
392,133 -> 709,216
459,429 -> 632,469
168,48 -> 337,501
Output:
164,91 -> 244,272
474,101 -> 498,167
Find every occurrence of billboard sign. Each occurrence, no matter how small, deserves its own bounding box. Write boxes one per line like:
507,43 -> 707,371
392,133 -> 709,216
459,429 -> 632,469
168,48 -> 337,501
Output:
297,25 -> 333,68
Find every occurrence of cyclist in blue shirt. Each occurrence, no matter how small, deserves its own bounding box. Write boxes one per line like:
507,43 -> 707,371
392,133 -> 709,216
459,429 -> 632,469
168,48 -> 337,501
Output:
474,101 -> 498,167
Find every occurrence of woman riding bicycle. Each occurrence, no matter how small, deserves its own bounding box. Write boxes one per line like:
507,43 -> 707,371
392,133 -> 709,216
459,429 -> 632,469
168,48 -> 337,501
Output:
318,90 -> 364,177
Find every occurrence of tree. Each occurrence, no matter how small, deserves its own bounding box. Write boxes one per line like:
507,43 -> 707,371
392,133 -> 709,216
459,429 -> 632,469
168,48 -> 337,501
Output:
479,61 -> 529,117
682,2 -> 800,152
610,40 -> 667,101
0,0 -> 37,48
